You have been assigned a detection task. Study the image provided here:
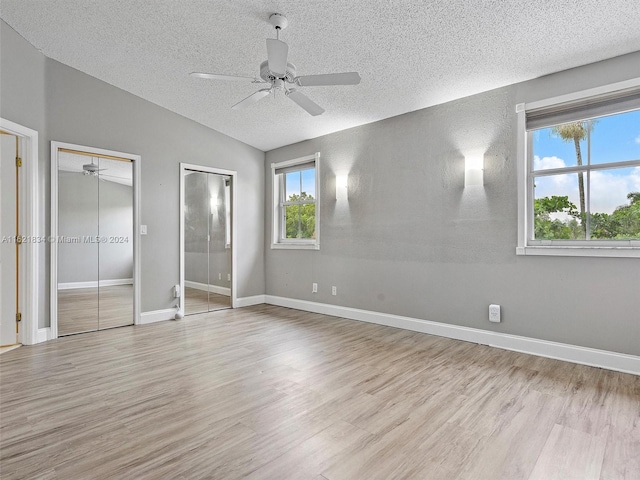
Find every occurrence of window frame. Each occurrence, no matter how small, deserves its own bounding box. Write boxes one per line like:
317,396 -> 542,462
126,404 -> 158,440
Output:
516,78 -> 640,258
271,152 -> 320,250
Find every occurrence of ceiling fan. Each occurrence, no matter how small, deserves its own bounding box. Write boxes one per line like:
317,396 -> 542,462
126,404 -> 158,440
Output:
79,158 -> 129,184
82,158 -> 105,177
190,13 -> 361,116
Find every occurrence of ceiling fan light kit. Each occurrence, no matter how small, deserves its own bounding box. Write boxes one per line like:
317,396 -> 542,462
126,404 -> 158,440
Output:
191,13 -> 361,116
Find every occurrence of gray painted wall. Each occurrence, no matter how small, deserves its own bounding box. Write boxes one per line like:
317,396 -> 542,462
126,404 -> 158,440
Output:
98,179 -> 134,282
58,173 -> 133,283
0,21 -> 48,329
1,20 -> 265,327
265,51 -> 640,356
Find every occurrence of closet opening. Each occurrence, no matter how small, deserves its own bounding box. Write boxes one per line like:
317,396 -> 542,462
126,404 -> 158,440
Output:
51,142 -> 141,337
179,164 -> 237,316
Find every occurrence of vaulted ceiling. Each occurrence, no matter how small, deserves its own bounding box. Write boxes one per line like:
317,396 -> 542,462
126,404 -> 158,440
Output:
2,1 -> 640,151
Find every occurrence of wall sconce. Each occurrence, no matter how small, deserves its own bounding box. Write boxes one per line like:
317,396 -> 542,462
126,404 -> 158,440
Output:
336,174 -> 348,200
464,156 -> 484,187
210,196 -> 219,214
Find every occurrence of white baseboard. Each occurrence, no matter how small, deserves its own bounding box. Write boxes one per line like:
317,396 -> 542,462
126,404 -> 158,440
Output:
58,278 -> 133,290
264,296 -> 640,376
236,295 -> 266,308
36,327 -> 52,343
139,308 -> 177,325
184,280 -> 230,297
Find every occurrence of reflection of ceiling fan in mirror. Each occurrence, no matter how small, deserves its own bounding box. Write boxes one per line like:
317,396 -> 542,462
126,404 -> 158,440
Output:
82,158 -> 105,176
191,13 -> 361,116
79,157 -> 127,183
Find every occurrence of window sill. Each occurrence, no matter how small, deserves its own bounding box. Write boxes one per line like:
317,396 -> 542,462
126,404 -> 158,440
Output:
271,242 -> 319,251
516,246 -> 640,258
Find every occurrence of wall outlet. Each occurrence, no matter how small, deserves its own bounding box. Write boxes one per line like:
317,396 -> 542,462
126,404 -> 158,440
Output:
173,285 -> 181,298
227,273 -> 231,281
489,304 -> 501,323
312,283 -> 318,293
218,273 -> 222,280
332,286 -> 337,296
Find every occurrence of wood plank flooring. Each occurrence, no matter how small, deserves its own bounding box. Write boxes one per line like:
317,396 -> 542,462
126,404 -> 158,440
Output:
57,285 -> 133,335
1,305 -> 638,479
0,345 -> 20,355
184,287 -> 231,315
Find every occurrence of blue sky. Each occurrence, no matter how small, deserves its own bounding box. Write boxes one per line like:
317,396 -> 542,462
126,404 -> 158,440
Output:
286,168 -> 316,199
533,109 -> 640,214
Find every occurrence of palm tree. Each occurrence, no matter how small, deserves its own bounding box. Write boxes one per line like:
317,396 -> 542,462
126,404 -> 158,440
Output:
551,121 -> 595,236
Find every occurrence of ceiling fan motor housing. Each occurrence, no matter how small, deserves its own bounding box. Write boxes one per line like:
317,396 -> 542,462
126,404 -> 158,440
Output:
260,60 -> 296,83
269,13 -> 288,30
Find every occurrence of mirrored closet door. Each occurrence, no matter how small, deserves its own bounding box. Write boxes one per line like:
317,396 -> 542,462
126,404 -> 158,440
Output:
183,170 -> 232,315
56,150 -> 134,335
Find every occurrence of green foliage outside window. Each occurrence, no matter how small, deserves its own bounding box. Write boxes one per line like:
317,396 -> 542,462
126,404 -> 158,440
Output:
534,195 -> 581,240
284,192 -> 316,239
590,192 -> 640,239
535,192 -> 640,240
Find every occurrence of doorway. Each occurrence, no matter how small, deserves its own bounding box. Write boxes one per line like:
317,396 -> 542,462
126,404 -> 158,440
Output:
0,131 -> 20,346
0,118 -> 39,347
180,164 -> 236,315
51,142 -> 141,337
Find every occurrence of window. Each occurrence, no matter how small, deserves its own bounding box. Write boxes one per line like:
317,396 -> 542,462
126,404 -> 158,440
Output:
517,80 -> 640,257
271,153 -> 320,249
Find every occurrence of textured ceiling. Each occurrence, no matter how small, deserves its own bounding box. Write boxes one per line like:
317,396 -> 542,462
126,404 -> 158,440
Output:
2,1 -> 640,151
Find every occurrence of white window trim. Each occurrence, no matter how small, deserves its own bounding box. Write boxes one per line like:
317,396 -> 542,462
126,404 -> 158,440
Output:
271,152 -> 320,250
516,77 -> 640,258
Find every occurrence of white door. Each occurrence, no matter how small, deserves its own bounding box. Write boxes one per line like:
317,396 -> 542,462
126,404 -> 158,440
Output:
0,133 -> 18,345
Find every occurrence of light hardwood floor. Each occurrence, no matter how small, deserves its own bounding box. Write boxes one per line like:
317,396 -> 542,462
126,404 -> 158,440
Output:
184,286 -> 231,315
0,305 -> 638,479
57,285 -> 133,335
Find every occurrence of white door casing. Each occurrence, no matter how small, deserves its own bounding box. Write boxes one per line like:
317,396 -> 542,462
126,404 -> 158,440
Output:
0,118 -> 39,345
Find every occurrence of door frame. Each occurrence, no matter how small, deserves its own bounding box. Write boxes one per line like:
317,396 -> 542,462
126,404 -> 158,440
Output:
50,141 -> 141,338
0,118 -> 39,345
179,163 -> 237,314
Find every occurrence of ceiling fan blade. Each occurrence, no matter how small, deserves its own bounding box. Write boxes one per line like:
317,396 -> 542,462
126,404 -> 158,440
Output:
286,89 -> 325,116
296,72 -> 361,87
190,72 -> 256,81
266,38 -> 289,77
231,89 -> 271,110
